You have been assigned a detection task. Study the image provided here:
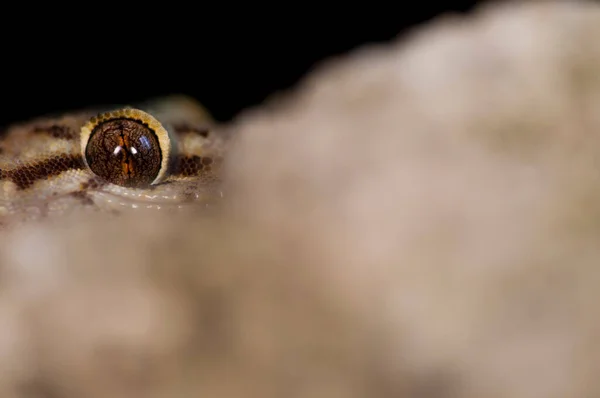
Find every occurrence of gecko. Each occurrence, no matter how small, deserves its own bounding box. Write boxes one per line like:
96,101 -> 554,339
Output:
0,95 -> 228,226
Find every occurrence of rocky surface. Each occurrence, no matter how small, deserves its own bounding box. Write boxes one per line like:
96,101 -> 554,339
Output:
1,1 -> 600,397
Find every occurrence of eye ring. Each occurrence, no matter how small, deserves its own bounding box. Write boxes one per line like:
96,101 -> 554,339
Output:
80,108 -> 174,188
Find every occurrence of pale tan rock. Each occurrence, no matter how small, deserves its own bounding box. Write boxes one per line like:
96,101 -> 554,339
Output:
1,1 -> 600,397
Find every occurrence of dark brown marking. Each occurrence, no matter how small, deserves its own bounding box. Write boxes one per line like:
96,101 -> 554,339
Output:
173,155 -> 214,177
33,124 -> 78,140
80,177 -> 105,191
1,154 -> 85,190
70,190 -> 94,206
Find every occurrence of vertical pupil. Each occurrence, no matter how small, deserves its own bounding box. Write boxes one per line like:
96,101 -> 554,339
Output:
85,117 -> 163,188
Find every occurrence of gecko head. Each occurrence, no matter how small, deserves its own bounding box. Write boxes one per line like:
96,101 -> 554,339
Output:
78,107 -> 226,213
80,108 -> 172,188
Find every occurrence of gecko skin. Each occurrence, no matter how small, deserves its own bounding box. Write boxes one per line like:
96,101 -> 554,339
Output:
0,96 -> 227,226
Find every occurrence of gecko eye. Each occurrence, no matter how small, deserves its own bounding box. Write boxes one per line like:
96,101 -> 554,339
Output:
80,108 -> 172,188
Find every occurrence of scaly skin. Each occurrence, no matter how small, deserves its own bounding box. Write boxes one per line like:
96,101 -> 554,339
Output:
0,95 -> 228,226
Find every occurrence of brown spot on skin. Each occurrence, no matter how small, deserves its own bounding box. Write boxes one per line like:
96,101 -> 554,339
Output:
70,190 -> 94,206
2,154 -> 85,190
85,118 -> 162,188
80,177 -> 105,191
173,155 -> 214,177
33,124 -> 78,140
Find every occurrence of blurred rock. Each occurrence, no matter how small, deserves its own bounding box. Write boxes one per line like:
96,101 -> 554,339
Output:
1,1 -> 600,397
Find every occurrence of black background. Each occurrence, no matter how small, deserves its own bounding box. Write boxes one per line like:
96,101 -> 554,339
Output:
2,2 -> 484,127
